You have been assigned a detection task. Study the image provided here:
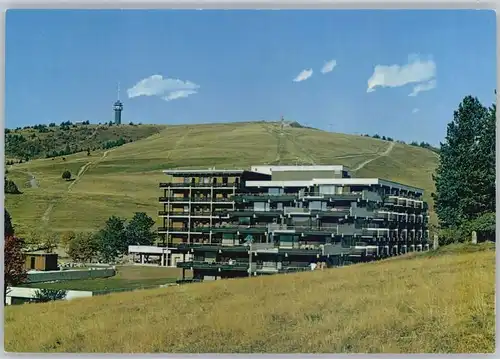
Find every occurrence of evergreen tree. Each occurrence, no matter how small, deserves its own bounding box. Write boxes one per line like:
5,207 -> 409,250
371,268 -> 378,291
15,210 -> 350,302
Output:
432,95 -> 491,228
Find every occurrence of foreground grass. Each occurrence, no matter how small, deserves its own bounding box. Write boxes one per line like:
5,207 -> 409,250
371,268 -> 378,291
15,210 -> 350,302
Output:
22,265 -> 192,291
5,122 -> 439,236
5,247 -> 494,353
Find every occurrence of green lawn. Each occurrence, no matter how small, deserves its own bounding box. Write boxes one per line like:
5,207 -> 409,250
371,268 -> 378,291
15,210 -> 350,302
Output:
23,277 -> 177,291
22,265 -> 191,292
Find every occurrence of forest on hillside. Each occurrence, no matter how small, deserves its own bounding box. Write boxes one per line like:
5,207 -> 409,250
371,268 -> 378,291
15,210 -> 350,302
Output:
4,122 -> 163,161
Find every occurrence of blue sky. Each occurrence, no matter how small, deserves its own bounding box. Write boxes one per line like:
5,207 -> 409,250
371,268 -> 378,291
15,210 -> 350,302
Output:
5,10 -> 496,146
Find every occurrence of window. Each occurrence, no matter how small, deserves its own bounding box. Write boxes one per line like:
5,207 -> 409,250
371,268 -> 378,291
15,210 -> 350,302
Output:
268,188 -> 283,196
254,202 -> 267,211
309,201 -> 322,210
239,217 -> 251,225
276,203 -> 283,211
319,185 -> 335,195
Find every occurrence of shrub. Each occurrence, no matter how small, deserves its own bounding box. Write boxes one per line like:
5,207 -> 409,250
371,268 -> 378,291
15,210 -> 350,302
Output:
62,170 -> 71,181
438,227 -> 465,246
4,179 -> 22,194
461,212 -> 495,242
33,289 -> 67,303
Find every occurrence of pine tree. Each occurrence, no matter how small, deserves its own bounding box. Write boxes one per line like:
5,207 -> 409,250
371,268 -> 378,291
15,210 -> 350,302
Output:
432,96 -> 489,227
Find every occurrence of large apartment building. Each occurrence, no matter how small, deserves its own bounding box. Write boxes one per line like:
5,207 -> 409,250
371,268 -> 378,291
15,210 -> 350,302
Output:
129,165 -> 430,280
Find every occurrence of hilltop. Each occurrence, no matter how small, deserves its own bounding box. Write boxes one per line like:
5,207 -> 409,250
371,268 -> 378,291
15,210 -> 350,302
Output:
4,121 -> 439,236
4,243 -> 495,353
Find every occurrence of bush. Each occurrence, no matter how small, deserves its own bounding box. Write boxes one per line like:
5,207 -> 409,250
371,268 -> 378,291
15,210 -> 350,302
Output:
462,212 -> 495,242
4,179 -> 22,194
62,170 -> 71,180
33,289 -> 67,303
438,227 -> 465,246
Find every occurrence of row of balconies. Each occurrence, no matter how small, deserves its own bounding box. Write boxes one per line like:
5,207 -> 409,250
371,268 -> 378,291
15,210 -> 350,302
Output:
158,225 -> 429,238
159,196 -> 234,202
159,209 -> 230,216
160,182 -> 239,188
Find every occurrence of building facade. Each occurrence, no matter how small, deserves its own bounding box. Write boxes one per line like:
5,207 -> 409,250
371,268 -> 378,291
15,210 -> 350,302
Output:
130,165 -> 430,281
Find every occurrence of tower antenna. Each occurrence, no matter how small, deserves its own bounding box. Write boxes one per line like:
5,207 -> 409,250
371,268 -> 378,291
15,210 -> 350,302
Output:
117,82 -> 121,101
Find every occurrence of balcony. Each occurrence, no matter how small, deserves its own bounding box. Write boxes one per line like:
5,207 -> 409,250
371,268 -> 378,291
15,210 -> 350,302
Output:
157,227 -> 189,233
234,194 -> 298,203
301,193 -> 362,201
227,210 -> 283,217
177,261 -> 249,271
210,225 -> 268,234
159,196 -> 234,203
160,182 -> 239,188
159,210 -> 224,216
316,209 -> 350,218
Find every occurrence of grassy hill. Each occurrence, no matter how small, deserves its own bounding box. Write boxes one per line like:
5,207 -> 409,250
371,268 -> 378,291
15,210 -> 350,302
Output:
4,243 -> 494,353
5,121 -> 439,236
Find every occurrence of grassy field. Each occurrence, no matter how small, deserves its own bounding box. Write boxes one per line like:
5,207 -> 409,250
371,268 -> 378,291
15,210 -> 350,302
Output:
22,265 -> 192,292
5,121 -> 439,236
4,243 -> 494,353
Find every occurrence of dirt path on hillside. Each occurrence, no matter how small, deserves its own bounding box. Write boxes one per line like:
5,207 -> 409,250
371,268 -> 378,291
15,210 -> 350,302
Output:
351,141 -> 395,172
42,149 -> 114,224
259,123 -> 286,165
164,128 -> 190,163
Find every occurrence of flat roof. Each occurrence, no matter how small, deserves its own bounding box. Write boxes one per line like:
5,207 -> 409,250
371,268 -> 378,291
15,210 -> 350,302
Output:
163,169 -> 245,175
250,165 -> 350,175
245,178 -> 424,194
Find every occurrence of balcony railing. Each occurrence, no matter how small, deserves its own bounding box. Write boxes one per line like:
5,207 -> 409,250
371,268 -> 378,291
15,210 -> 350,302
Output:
159,210 -> 229,216
160,182 -> 239,188
159,196 -> 234,202
177,261 -> 249,271
234,194 -> 298,202
300,193 -> 362,201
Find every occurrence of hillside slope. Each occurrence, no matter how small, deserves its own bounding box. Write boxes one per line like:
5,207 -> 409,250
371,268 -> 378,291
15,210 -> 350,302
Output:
5,123 -> 166,161
4,244 -> 495,353
5,121 -> 439,235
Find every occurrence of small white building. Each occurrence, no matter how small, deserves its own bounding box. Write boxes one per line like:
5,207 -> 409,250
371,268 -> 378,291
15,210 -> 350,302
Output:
128,246 -> 192,267
6,287 -> 93,305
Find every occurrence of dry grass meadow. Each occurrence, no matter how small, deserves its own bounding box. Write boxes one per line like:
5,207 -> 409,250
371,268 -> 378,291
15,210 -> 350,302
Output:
4,243 -> 495,353
5,122 -> 439,236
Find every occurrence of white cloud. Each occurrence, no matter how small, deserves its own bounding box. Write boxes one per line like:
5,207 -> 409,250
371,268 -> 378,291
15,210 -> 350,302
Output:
163,90 -> 198,101
321,59 -> 337,74
293,69 -> 313,82
366,55 -> 436,94
412,108 -> 420,114
409,79 -> 436,97
127,74 -> 200,101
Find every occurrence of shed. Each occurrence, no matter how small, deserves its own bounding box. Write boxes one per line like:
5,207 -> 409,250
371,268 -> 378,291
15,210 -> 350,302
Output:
24,253 -> 59,271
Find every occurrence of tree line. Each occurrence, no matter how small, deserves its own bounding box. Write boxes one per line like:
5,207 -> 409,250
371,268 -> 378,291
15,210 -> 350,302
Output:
361,133 -> 440,153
